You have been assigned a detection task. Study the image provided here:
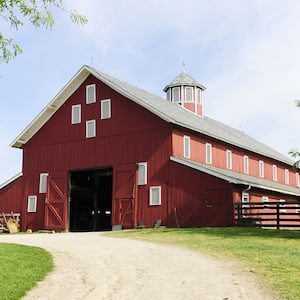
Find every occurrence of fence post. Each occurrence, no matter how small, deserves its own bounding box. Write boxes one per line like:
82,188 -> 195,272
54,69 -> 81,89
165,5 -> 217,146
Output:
276,203 -> 280,230
237,203 -> 242,225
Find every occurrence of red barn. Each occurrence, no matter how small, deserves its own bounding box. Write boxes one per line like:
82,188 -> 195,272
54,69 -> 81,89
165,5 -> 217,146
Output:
0,66 -> 299,231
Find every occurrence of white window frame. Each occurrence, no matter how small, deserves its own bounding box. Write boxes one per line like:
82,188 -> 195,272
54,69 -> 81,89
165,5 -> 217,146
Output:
183,135 -> 190,158
166,89 -> 171,101
149,186 -> 161,206
226,150 -> 232,170
243,155 -> 249,174
296,172 -> 300,188
196,87 -> 202,105
101,99 -> 111,119
137,162 -> 147,185
27,195 -> 37,213
272,165 -> 278,182
285,169 -> 289,185
86,120 -> 96,138
262,196 -> 269,209
86,84 -> 96,104
206,143 -> 212,164
71,104 -> 81,124
242,192 -> 250,208
279,199 -> 286,213
185,86 -> 193,102
172,87 -> 180,103
39,173 -> 48,194
259,160 -> 264,178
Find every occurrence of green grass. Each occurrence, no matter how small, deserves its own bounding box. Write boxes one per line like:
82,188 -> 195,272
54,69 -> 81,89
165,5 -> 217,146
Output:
106,227 -> 300,300
0,243 -> 54,300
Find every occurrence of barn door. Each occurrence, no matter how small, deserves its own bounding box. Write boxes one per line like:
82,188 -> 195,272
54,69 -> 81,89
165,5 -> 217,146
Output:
113,165 -> 137,228
45,172 -> 68,231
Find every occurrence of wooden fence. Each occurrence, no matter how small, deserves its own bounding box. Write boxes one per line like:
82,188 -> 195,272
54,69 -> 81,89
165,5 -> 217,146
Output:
235,201 -> 300,229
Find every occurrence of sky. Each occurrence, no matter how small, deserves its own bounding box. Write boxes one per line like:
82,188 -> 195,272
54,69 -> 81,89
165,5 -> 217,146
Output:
1,0 -> 300,184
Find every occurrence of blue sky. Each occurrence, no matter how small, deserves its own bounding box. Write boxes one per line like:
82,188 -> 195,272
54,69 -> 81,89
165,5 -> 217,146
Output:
1,0 -> 300,183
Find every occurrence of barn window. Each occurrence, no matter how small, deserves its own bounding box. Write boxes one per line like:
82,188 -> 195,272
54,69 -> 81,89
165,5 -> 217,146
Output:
149,186 -> 161,206
272,165 -> 278,182
262,196 -> 269,209
296,204 -> 300,214
71,104 -> 81,124
226,150 -> 232,169
101,99 -> 111,119
206,143 -> 212,164
284,169 -> 289,185
172,87 -> 180,103
183,135 -> 190,158
296,172 -> 300,188
259,160 -> 264,178
86,120 -> 96,138
242,192 -> 249,208
39,173 -> 48,193
279,199 -> 286,213
137,162 -> 147,185
185,87 -> 193,102
243,156 -> 249,174
196,87 -> 202,104
27,195 -> 37,213
86,84 -> 96,104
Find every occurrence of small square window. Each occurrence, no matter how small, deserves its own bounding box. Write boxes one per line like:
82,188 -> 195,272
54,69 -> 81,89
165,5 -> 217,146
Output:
242,192 -> 249,208
184,135 -> 190,158
262,196 -> 269,209
86,120 -> 96,138
71,105 -> 81,124
27,195 -> 37,213
137,162 -> 147,185
149,186 -> 161,206
86,84 -> 96,104
101,99 -> 111,119
279,199 -> 286,213
39,173 -> 48,194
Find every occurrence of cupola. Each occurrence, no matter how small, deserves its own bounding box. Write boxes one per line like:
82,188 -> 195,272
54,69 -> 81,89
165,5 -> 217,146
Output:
163,72 -> 206,117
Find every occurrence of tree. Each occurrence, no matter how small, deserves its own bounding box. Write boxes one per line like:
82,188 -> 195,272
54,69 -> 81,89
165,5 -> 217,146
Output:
0,0 -> 87,63
289,100 -> 300,168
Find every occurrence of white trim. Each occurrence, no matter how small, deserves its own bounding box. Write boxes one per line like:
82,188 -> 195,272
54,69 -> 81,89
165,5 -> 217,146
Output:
183,135 -> 190,158
285,169 -> 289,185
39,173 -> 48,193
279,199 -> 286,213
149,186 -> 161,206
272,165 -> 278,182
262,196 -> 269,209
259,160 -> 264,178
206,143 -> 212,164
101,99 -> 111,119
86,120 -> 96,138
137,162 -> 147,185
242,192 -> 250,208
86,84 -> 96,104
296,172 -> 300,188
27,195 -> 37,213
243,155 -> 249,174
0,172 -> 23,190
185,86 -> 193,102
71,104 -> 81,124
172,86 -> 180,103
226,150 -> 232,170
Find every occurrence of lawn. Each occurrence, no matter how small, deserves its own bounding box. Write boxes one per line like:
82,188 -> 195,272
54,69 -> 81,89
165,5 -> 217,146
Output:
0,243 -> 54,300
106,227 -> 300,300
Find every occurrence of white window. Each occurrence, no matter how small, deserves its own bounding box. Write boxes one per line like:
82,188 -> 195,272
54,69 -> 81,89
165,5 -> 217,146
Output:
27,195 -> 37,213
279,199 -> 286,213
149,186 -> 161,206
183,135 -> 190,158
71,104 -> 81,124
296,172 -> 300,188
242,192 -> 250,208
172,87 -> 180,103
272,165 -> 278,182
259,160 -> 264,178
185,87 -> 193,102
86,84 -> 96,104
296,204 -> 300,214
243,156 -> 249,174
206,143 -> 212,164
262,196 -> 269,209
166,89 -> 171,101
137,162 -> 147,185
39,173 -> 48,193
285,169 -> 289,185
101,99 -> 111,119
226,150 -> 232,169
86,120 -> 96,138
196,87 -> 202,104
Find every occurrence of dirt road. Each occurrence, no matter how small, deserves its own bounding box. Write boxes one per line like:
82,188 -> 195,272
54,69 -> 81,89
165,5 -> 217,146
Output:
0,232 -> 276,300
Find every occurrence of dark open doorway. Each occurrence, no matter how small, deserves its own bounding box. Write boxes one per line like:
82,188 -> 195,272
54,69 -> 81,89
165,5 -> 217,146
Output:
69,168 -> 113,231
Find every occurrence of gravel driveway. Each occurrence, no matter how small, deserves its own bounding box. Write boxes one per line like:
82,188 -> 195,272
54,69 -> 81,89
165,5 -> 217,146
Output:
0,232 -> 277,300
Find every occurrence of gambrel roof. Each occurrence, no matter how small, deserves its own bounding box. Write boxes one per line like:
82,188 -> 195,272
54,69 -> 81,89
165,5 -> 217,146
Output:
11,65 -> 294,168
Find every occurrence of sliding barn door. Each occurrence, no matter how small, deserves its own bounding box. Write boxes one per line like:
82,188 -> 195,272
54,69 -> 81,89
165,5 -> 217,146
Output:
45,172 -> 68,231
113,165 -> 137,228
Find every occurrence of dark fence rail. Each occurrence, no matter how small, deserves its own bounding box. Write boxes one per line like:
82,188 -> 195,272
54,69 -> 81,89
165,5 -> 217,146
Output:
235,201 -> 300,229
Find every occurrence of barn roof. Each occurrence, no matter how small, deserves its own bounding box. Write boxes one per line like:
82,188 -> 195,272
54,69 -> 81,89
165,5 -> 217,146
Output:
163,72 -> 206,91
11,65 -> 294,166
171,156 -> 300,197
